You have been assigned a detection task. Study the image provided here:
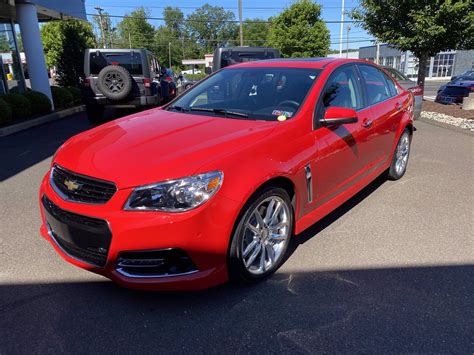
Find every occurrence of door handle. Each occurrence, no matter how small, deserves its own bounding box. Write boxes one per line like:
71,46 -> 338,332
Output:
396,102 -> 403,111
362,119 -> 373,128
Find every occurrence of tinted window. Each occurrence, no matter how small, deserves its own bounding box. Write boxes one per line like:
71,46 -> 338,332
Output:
89,52 -> 143,75
220,51 -> 276,68
359,65 -> 393,105
383,73 -> 398,96
322,66 -> 362,110
385,67 -> 409,81
168,67 -> 320,121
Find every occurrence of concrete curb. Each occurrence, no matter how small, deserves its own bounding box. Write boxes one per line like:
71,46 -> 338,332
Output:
0,105 -> 85,137
418,115 -> 474,136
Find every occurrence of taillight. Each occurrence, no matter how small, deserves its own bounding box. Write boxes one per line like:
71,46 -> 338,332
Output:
408,86 -> 423,96
83,78 -> 91,87
164,76 -> 173,82
143,78 -> 151,88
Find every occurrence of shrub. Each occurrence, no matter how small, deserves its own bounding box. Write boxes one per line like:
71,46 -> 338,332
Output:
185,73 -> 207,81
66,86 -> 82,105
0,98 -> 13,124
8,86 -> 31,94
24,91 -> 52,115
51,86 -> 74,109
3,93 -> 32,119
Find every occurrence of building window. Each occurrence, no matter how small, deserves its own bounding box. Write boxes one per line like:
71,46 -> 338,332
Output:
432,53 -> 455,78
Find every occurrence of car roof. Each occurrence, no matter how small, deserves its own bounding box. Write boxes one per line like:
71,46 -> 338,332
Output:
227,58 -> 373,69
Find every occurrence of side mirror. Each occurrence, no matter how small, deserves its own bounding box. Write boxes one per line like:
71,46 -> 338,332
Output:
321,107 -> 358,126
205,67 -> 212,75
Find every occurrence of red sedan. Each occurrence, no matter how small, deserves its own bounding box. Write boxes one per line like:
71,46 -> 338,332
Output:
39,58 -> 414,290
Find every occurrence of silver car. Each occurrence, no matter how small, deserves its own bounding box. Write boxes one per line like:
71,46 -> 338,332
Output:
384,67 -> 422,120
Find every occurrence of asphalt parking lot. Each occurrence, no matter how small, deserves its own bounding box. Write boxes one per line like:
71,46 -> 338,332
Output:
1,112 -> 473,353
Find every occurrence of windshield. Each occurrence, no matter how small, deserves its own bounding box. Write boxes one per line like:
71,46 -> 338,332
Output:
167,67 -> 320,121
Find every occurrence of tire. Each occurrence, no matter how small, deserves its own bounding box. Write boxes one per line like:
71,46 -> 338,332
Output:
228,186 -> 294,283
387,129 -> 411,180
97,65 -> 133,101
85,104 -> 104,123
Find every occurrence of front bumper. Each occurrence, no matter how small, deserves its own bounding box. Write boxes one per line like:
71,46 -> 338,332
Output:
39,172 -> 239,290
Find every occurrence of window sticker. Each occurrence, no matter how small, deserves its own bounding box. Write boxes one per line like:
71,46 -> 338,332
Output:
272,110 -> 294,118
277,115 -> 287,121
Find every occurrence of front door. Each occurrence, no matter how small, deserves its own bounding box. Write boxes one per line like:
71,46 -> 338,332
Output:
311,64 -> 374,208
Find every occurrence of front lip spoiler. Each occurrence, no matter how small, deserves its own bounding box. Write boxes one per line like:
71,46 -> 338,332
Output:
115,268 -> 199,279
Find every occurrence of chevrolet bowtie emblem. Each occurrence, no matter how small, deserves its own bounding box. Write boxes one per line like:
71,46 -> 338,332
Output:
64,179 -> 82,191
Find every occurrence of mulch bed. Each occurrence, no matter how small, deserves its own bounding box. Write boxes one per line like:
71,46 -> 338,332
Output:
422,100 -> 474,119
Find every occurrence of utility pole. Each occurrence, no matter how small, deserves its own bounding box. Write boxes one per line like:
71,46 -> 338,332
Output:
168,42 -> 172,68
238,0 -> 243,46
94,6 -> 107,49
376,41 -> 380,64
345,25 -> 351,58
339,0 -> 344,58
128,32 -> 132,49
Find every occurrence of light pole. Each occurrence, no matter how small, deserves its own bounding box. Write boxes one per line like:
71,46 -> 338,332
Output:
238,0 -> 243,46
94,6 -> 107,49
168,42 -> 172,68
339,0 -> 344,58
345,25 -> 351,58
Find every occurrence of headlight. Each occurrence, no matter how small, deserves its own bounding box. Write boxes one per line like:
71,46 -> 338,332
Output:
124,171 -> 223,212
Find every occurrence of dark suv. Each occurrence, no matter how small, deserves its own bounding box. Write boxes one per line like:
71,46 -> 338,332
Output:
82,48 -> 176,122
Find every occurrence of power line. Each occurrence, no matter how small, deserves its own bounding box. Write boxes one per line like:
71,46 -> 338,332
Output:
85,5 -> 356,10
85,13 -> 361,24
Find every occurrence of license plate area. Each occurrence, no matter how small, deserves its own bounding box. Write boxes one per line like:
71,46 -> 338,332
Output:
42,195 -> 112,267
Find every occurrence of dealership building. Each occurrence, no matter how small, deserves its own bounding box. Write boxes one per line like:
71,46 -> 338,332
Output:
358,44 -> 474,79
0,0 -> 86,101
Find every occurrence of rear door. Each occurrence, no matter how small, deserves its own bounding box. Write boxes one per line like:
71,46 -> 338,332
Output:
357,64 -> 407,164
311,64 -> 374,208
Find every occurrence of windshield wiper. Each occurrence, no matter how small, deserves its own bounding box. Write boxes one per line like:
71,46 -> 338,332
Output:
167,105 -> 189,112
189,107 -> 249,118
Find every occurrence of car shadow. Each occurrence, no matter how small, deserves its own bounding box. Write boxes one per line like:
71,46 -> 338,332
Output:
1,264 -> 472,353
0,108 -> 135,181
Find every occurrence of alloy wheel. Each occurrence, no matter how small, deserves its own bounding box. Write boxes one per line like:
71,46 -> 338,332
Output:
395,132 -> 410,175
241,196 -> 291,275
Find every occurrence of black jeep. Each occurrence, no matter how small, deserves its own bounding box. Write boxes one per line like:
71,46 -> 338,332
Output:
82,48 -> 177,122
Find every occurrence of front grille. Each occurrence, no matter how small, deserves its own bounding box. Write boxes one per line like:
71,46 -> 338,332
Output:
116,249 -> 198,278
51,165 -> 117,204
42,195 -> 111,267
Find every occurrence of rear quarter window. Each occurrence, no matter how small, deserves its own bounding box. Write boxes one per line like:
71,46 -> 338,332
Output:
89,52 -> 143,75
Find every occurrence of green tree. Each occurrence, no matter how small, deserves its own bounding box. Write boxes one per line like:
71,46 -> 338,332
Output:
241,19 -> 269,46
185,4 -> 238,54
154,26 -> 184,68
163,6 -> 185,36
116,8 -> 155,50
0,33 -> 9,52
351,0 -> 474,86
267,0 -> 330,58
41,20 -> 96,87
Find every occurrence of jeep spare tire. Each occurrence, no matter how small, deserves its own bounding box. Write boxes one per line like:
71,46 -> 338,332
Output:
97,65 -> 133,101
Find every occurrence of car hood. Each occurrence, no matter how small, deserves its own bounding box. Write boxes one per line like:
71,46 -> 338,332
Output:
55,109 -> 276,189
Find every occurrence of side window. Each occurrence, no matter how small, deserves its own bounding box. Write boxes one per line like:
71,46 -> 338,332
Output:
358,65 -> 393,105
383,72 -> 398,96
322,66 -> 363,110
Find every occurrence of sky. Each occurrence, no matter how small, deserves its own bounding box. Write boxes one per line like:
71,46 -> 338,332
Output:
85,0 -> 374,52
